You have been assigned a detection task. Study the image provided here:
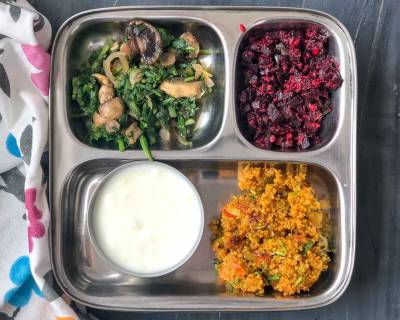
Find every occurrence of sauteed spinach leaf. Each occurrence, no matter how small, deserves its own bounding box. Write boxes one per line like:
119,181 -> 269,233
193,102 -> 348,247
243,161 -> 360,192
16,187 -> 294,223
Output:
71,20 -> 214,159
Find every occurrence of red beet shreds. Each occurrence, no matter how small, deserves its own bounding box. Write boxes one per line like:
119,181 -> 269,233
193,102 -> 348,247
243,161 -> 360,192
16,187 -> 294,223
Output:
238,26 -> 343,150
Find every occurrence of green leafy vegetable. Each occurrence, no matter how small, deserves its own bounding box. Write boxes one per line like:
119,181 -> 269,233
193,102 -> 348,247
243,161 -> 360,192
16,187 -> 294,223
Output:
89,126 -> 121,146
116,137 -> 126,151
171,38 -> 195,57
71,23 -> 214,158
71,73 -> 99,116
185,118 -> 195,126
139,135 -> 152,161
168,104 -> 177,118
184,76 -> 195,82
115,68 -> 199,143
158,27 -> 175,48
118,113 -> 129,128
88,44 -> 110,73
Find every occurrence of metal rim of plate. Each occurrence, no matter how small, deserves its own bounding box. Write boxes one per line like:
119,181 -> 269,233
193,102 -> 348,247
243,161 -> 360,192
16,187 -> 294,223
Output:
49,6 -> 357,312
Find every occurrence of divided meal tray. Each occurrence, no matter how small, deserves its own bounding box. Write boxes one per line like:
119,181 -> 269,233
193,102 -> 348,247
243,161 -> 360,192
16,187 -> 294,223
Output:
49,6 -> 357,311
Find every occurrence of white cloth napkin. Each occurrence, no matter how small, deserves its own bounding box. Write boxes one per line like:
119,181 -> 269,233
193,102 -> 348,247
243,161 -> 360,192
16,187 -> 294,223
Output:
0,1 -> 81,319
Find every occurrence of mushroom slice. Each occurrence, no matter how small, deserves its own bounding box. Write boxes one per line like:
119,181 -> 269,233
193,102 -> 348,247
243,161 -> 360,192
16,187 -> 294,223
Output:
126,19 -> 162,65
103,52 -> 129,83
160,78 -> 203,99
92,112 -> 109,127
93,73 -> 112,87
98,97 -> 124,120
105,120 -> 120,133
160,49 -> 176,67
120,40 -> 139,59
159,127 -> 171,141
180,32 -> 200,59
98,85 -> 115,104
124,122 -> 142,145
92,113 -> 120,133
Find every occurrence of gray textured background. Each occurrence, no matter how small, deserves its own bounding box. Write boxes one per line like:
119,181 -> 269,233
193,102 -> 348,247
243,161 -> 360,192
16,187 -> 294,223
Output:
33,0 -> 400,319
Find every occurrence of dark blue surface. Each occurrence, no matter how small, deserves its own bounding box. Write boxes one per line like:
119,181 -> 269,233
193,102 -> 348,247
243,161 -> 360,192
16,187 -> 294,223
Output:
32,0 -> 400,319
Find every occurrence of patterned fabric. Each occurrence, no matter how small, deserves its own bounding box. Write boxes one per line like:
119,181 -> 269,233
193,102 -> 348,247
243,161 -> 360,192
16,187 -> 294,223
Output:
0,1 -> 80,319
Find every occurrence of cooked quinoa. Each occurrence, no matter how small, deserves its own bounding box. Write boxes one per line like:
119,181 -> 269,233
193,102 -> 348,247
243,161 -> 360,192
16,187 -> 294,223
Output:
211,163 -> 331,296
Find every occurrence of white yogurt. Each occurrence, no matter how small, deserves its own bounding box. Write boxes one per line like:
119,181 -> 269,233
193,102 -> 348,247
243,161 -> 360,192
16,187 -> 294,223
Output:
91,162 -> 203,276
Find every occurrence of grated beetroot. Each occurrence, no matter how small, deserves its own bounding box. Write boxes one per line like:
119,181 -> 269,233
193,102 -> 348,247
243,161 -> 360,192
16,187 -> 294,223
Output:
238,26 -> 343,150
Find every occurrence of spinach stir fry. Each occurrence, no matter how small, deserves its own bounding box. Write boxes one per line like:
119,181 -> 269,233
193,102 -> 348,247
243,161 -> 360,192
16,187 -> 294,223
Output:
71,19 -> 215,159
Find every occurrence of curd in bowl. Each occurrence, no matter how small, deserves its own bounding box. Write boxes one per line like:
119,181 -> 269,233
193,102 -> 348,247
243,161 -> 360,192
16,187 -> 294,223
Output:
89,161 -> 204,277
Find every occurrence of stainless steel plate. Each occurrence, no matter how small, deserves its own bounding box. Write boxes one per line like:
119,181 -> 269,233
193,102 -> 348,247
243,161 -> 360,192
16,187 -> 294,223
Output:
50,6 -> 357,311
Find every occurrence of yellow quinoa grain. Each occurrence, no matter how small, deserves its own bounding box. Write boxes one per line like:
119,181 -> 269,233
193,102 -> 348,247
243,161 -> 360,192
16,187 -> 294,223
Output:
211,163 -> 331,296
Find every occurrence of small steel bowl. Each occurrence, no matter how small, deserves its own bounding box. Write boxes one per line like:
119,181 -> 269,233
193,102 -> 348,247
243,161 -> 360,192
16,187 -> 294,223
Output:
87,160 -> 204,278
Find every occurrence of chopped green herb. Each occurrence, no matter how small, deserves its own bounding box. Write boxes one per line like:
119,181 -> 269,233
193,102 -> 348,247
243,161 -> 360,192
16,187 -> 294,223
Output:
267,274 -> 280,281
249,192 -> 257,200
295,276 -> 304,286
302,241 -> 314,255
274,241 -> 287,257
231,278 -> 241,286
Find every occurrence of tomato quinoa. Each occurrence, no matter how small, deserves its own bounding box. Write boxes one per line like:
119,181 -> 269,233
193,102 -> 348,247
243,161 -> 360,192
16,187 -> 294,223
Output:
211,163 -> 331,296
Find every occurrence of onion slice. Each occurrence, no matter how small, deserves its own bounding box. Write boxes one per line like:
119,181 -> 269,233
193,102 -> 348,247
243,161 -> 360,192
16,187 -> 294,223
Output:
159,127 -> 171,141
192,63 -> 204,80
103,51 -> 129,83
